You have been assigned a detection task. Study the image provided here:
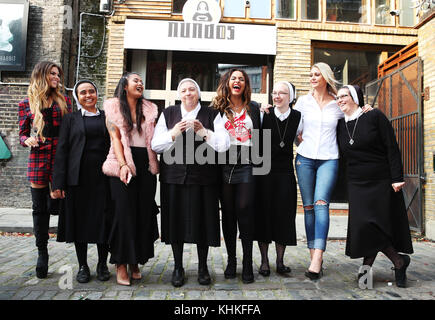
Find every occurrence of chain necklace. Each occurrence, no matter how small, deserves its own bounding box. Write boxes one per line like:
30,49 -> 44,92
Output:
344,115 -> 360,145
274,110 -> 290,148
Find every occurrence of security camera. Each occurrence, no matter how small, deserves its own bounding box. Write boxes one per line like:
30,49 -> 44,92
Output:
246,1 -> 250,8
389,10 -> 400,16
100,0 -> 110,13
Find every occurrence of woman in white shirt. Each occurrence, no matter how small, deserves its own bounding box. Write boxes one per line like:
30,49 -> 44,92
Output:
152,78 -> 229,287
294,62 -> 341,280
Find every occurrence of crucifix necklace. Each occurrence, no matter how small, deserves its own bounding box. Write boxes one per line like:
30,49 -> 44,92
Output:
274,111 -> 290,148
344,115 -> 360,145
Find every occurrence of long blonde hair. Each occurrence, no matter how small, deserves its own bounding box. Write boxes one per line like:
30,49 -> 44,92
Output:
27,61 -> 68,141
312,62 -> 340,95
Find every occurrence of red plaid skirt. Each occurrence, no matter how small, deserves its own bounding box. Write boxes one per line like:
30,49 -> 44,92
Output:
19,96 -> 72,185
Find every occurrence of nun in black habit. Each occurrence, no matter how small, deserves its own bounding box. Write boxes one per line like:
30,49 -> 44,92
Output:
52,80 -> 112,283
336,84 -> 413,288
151,78 -> 230,287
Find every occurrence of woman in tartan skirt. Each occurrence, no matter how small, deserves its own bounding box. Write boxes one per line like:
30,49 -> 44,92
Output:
18,61 -> 71,278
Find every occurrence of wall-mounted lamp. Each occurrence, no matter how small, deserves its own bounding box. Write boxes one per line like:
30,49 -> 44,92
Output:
245,1 -> 250,8
390,9 -> 401,16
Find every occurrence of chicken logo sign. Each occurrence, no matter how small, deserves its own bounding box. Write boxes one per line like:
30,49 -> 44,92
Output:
182,0 -> 222,24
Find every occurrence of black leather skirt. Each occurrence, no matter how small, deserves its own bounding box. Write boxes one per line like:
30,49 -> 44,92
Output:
222,164 -> 253,184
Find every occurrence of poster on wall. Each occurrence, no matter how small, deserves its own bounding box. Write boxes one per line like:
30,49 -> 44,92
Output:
0,0 -> 29,71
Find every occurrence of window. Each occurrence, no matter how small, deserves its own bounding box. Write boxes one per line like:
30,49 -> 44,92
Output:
276,0 -> 296,19
170,51 -> 268,93
249,0 -> 271,19
146,51 -> 167,90
326,0 -> 368,23
375,0 -> 394,25
313,44 -> 401,89
399,0 -> 417,27
301,0 -> 320,20
223,0 -> 245,18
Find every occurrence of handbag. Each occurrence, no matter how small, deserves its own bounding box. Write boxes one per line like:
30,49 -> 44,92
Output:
0,135 -> 11,160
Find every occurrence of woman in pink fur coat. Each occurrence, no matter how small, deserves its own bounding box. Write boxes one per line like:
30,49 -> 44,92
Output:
102,72 -> 160,286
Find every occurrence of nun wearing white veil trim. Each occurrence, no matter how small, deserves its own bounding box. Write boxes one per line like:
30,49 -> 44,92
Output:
151,78 -> 230,287
52,79 -> 112,284
254,81 -> 303,277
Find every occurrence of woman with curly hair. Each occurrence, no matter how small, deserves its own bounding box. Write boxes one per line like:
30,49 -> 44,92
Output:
212,68 -> 261,284
103,72 -> 160,286
18,61 -> 72,278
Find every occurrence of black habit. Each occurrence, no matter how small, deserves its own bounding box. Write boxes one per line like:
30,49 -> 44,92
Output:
254,107 -> 301,245
337,108 -> 413,259
159,104 -> 221,246
52,110 -> 112,244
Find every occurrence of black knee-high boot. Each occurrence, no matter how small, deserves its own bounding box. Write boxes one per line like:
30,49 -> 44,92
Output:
31,187 -> 50,279
241,239 -> 254,283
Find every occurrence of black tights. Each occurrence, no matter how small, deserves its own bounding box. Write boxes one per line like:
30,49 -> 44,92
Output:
221,182 -> 254,264
363,245 -> 404,269
171,243 -> 209,270
258,242 -> 287,269
74,243 -> 109,267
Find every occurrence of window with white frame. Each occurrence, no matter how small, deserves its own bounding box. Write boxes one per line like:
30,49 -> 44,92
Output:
301,0 -> 320,20
276,0 -> 296,19
326,0 -> 369,23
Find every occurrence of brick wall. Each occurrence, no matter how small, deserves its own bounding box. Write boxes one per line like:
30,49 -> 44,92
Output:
0,0 -> 107,208
418,15 -> 435,240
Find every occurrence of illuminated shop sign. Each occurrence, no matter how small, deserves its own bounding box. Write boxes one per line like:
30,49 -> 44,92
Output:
0,0 -> 29,71
124,0 -> 276,55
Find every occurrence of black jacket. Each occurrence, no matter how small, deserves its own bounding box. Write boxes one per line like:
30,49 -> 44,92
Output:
52,110 -> 110,190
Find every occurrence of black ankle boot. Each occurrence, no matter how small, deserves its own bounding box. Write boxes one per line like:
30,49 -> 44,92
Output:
171,267 -> 185,287
96,262 -> 111,281
77,265 -> 91,283
242,260 -> 254,284
394,254 -> 411,288
224,258 -> 236,279
36,249 -> 48,279
198,266 -> 211,285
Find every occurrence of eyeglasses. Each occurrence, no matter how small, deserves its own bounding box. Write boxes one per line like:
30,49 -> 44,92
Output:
335,94 -> 350,100
271,92 -> 289,97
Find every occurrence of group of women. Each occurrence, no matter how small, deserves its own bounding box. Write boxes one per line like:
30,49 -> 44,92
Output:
18,60 -> 413,289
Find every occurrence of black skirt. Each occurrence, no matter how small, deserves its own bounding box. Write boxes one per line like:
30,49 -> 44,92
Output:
160,182 -> 220,246
222,164 -> 253,184
254,172 -> 297,245
56,138 -> 111,244
345,179 -> 413,259
108,147 -> 159,265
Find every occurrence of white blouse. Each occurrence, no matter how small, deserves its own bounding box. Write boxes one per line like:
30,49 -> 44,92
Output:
151,103 -> 230,153
293,93 -> 343,160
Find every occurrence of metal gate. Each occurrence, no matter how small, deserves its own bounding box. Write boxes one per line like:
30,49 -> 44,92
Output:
365,57 -> 424,234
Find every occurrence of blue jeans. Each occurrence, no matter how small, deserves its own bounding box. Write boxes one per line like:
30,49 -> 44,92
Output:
295,154 -> 339,251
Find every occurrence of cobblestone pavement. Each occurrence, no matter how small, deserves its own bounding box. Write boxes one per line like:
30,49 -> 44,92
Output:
0,234 -> 434,301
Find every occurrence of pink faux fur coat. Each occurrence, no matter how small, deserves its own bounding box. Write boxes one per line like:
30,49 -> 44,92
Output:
102,97 -> 159,177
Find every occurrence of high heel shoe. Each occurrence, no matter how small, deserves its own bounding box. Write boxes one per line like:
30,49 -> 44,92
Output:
116,264 -> 130,286
305,261 -> 323,280
129,264 -> 142,280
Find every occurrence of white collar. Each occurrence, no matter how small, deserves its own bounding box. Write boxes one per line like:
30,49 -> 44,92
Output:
81,108 -> 100,117
274,107 -> 291,120
181,102 -> 201,119
345,107 -> 363,122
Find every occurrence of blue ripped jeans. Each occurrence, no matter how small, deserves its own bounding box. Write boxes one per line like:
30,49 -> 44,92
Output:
295,154 -> 339,251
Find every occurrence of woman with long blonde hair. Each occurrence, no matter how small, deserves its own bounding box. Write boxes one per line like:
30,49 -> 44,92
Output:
18,61 -> 71,278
